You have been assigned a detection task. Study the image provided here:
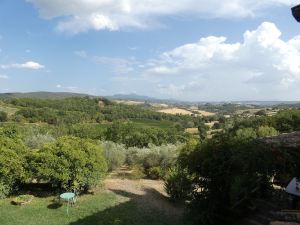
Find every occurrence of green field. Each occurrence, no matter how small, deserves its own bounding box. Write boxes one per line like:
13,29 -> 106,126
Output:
131,119 -> 175,129
0,191 -> 178,225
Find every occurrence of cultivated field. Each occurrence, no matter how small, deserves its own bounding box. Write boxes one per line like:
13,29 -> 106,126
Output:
194,110 -> 215,117
158,107 -> 215,117
114,100 -> 145,106
158,108 -> 194,116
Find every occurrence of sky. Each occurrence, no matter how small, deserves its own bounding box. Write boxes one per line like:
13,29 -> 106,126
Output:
0,0 -> 300,101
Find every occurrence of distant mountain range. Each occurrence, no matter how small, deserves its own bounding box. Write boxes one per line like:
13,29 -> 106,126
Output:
106,93 -> 159,101
0,92 -> 300,107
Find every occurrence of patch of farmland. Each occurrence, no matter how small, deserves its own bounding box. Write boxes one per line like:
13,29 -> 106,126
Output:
150,103 -> 169,108
158,108 -> 194,116
185,128 -> 199,134
114,100 -> 145,106
235,108 -> 265,115
194,110 -> 216,117
205,121 -> 219,128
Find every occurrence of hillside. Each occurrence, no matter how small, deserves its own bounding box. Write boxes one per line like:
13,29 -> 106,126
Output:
0,92 -> 93,99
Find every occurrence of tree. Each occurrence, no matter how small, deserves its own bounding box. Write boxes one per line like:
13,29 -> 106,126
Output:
255,110 -> 267,116
257,126 -> 279,137
24,134 -> 55,149
0,128 -> 27,198
0,111 -> 7,122
235,127 -> 257,141
0,148 -> 25,198
169,134 -> 277,225
102,141 -> 126,171
198,124 -> 209,141
38,136 -> 107,192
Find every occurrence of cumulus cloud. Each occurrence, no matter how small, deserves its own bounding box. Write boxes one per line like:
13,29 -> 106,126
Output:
26,0 -> 297,34
1,61 -> 45,70
140,22 -> 300,100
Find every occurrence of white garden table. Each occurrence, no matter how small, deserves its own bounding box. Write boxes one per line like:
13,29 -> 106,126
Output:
60,192 -> 75,215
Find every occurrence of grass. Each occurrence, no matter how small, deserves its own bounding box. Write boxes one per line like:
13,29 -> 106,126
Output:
131,119 -> 175,130
0,191 -> 179,225
0,102 -> 19,116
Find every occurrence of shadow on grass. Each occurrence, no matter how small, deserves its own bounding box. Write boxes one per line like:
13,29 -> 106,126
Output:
68,188 -> 184,225
47,202 -> 63,209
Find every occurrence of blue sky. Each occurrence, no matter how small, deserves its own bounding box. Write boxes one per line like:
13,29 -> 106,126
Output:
0,0 -> 300,101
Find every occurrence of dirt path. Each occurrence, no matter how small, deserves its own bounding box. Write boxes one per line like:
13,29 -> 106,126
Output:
103,167 -> 184,222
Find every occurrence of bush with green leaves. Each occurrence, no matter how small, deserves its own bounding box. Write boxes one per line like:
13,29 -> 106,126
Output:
0,148 -> 25,198
129,165 -> 145,179
0,111 -> 8,122
101,141 -> 126,171
171,134 -> 280,225
148,166 -> 164,180
0,128 -> 27,198
24,134 -> 55,149
164,166 -> 193,202
37,136 -> 107,192
126,144 -> 182,179
256,126 -> 279,137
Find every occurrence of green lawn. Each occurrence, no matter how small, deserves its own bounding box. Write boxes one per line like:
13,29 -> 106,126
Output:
0,191 -> 180,225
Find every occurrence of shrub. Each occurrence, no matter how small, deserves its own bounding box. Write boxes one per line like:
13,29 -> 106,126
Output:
102,141 -> 126,171
0,130 -> 26,198
256,126 -> 279,137
130,165 -> 145,180
12,194 -> 34,205
0,148 -> 25,198
24,134 -> 55,149
38,136 -> 107,192
148,166 -> 164,180
0,182 -> 11,199
164,166 -> 193,202
0,111 -> 8,122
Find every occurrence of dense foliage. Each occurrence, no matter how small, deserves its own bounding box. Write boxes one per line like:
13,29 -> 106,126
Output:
0,111 -> 7,122
0,127 -> 107,197
101,141 -> 182,179
36,137 -> 107,192
165,109 -> 300,225
3,97 -> 195,147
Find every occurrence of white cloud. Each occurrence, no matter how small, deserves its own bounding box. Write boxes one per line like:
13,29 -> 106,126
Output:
26,0 -> 297,34
0,75 -> 9,79
1,61 -> 45,70
141,22 -> 300,100
56,84 -> 79,92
